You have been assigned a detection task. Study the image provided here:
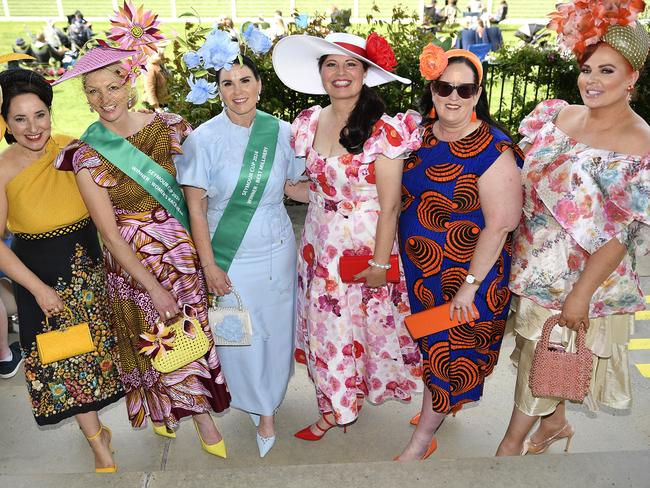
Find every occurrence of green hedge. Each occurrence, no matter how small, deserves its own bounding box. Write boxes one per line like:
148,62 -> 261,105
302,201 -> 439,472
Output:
166,7 -> 650,139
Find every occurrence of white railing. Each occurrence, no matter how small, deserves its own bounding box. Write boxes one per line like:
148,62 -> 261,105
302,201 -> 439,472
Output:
0,0 -> 427,23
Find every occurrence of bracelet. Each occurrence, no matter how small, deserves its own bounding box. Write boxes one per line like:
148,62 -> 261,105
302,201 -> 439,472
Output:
368,258 -> 391,270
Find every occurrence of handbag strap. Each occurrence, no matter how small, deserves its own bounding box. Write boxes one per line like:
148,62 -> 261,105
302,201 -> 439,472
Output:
540,313 -> 588,355
44,306 -> 76,331
210,288 -> 244,311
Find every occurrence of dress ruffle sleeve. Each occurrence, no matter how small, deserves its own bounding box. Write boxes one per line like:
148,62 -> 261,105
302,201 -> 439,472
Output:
534,149 -> 650,255
54,140 -> 117,188
360,110 -> 422,164
519,99 -> 568,147
290,106 -> 320,158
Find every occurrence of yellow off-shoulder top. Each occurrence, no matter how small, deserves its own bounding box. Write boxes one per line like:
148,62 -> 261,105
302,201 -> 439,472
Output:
6,134 -> 89,234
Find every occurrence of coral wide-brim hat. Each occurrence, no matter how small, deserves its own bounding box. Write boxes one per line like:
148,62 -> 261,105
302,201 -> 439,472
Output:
52,45 -> 136,85
272,33 -> 411,95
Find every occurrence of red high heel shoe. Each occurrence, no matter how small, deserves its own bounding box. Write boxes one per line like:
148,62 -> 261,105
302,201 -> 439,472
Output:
294,415 -> 345,441
394,436 -> 438,461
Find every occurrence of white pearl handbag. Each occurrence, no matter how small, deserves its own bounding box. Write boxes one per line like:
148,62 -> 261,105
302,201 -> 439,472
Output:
209,289 -> 253,346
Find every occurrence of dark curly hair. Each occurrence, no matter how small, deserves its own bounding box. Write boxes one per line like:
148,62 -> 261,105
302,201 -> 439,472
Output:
419,56 -> 510,137
318,55 -> 386,154
0,69 -> 53,144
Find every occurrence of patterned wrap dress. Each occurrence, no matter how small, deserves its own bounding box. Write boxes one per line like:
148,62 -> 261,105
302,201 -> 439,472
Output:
56,114 -> 231,430
292,106 -> 423,425
398,121 -> 524,413
7,134 -> 123,426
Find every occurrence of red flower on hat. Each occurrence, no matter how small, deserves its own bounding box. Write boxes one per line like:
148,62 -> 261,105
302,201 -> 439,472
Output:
365,33 -> 397,72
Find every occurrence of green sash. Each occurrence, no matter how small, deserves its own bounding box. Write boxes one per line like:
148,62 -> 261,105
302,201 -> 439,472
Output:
211,110 -> 280,272
80,121 -> 191,230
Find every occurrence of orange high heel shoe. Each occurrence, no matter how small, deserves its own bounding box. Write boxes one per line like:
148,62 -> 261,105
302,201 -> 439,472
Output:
410,403 -> 462,426
294,414 -> 345,441
84,425 -> 117,473
521,423 -> 574,455
394,436 -> 438,461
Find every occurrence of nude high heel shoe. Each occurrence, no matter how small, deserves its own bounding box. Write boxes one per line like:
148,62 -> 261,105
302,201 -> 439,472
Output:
521,424 -> 575,455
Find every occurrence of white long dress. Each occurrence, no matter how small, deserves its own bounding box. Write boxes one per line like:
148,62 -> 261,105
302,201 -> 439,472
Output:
175,110 -> 303,416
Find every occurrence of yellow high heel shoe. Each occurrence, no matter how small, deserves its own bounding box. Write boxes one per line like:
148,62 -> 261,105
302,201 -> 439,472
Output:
522,423 -> 575,455
193,418 -> 227,458
85,425 -> 117,473
152,423 -> 177,439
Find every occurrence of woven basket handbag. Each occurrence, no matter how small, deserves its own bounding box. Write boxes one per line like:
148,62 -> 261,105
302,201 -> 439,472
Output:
529,314 -> 593,403
209,289 -> 252,346
140,305 -> 210,374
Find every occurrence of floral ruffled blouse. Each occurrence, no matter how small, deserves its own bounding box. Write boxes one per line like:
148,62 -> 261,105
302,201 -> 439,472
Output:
509,99 -> 650,317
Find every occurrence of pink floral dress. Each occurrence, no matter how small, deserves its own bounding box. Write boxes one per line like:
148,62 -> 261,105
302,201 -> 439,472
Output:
292,106 -> 423,424
509,99 -> 650,317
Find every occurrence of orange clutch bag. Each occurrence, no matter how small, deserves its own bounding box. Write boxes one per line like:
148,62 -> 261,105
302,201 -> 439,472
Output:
339,255 -> 400,283
404,302 -> 480,339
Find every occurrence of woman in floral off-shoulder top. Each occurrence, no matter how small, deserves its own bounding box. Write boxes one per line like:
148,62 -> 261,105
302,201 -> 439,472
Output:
497,0 -> 650,456
273,32 -> 423,441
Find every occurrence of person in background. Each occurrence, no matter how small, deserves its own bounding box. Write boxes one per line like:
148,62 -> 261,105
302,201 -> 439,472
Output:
10,39 -> 34,69
491,1 -> 509,24
270,11 -> 287,39
143,48 -> 170,111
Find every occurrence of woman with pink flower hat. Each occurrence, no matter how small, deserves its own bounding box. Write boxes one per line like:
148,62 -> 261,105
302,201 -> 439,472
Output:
273,32 -> 423,441
496,0 -> 650,456
53,2 -> 231,459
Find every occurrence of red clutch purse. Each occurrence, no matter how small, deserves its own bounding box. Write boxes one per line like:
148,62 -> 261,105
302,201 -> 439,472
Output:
338,255 -> 400,283
404,302 -> 480,339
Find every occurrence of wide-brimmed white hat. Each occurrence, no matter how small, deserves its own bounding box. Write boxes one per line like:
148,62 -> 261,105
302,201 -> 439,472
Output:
272,32 -> 410,95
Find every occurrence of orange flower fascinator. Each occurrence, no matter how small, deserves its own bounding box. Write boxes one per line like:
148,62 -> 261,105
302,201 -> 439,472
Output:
548,0 -> 649,70
419,44 -> 448,80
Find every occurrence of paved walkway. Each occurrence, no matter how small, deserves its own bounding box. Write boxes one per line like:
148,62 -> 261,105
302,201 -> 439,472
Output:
1,204 -> 648,486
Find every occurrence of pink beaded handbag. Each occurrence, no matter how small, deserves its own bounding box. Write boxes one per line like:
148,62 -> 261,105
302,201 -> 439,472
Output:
529,314 -> 593,403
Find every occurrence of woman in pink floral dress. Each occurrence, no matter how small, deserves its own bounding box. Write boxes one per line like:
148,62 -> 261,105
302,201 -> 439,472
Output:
496,1 -> 650,456
273,33 -> 423,439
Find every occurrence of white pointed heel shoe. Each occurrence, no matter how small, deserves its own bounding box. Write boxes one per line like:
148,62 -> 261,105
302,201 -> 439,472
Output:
249,413 -> 260,427
256,432 -> 276,458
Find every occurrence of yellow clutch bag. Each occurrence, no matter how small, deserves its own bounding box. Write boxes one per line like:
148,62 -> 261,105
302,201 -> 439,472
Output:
36,308 -> 96,365
139,304 -> 210,374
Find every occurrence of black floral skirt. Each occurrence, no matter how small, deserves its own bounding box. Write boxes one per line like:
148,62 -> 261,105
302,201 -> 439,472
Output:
12,218 -> 124,426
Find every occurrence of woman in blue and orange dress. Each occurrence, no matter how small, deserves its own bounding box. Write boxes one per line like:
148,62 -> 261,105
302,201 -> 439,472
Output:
396,47 -> 524,460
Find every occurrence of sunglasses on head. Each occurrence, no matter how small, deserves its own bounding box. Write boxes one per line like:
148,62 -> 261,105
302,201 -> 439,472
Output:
431,81 -> 479,99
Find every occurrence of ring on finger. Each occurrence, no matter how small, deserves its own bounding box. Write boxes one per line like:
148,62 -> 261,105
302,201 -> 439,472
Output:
165,311 -> 172,318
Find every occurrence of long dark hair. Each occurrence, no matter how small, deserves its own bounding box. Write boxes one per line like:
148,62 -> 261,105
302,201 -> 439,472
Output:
318,55 -> 386,154
0,69 -> 53,144
419,56 -> 510,137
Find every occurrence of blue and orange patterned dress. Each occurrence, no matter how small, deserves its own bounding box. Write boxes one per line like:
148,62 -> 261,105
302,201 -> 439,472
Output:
398,120 -> 523,413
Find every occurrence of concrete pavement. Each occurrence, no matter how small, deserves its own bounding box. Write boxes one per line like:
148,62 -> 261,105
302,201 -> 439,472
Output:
0,203 -> 648,486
